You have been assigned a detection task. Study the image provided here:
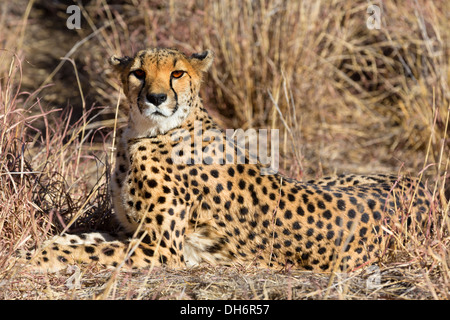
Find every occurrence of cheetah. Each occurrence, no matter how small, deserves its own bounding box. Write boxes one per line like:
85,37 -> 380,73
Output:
28,47 -> 432,272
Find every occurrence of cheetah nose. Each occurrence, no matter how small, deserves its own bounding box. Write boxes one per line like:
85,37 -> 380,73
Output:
147,93 -> 167,106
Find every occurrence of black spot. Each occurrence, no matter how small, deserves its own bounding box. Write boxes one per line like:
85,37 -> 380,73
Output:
158,196 -> 166,204
142,248 -> 154,257
348,209 -> 356,219
302,194 -> 309,204
307,203 -> 315,213
367,199 -> 376,210
216,183 -> 224,193
361,213 -> 369,223
210,170 -> 219,178
326,230 -> 334,240
333,192 -> 342,198
317,200 -> 326,209
102,247 -> 115,256
163,231 -> 170,240
373,211 -> 381,220
359,227 -> 367,237
202,202 -> 211,210
284,210 -> 293,219
147,179 -> 158,188
323,193 -> 333,202
337,200 -> 346,211
151,166 -> 159,173
135,201 -> 142,211
349,196 -> 358,205
85,246 -> 95,254
156,214 -> 164,225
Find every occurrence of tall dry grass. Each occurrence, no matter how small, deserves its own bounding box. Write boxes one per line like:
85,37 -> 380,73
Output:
0,0 -> 448,299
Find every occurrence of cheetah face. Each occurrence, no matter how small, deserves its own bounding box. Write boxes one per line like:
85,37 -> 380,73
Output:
109,48 -> 213,137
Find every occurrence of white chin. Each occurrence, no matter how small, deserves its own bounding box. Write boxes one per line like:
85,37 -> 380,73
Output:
141,106 -> 171,118
129,104 -> 185,138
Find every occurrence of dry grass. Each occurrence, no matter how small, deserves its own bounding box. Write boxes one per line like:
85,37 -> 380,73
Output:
0,0 -> 448,300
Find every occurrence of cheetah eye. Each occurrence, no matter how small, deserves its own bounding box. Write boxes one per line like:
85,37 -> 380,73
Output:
132,69 -> 146,79
171,70 -> 185,79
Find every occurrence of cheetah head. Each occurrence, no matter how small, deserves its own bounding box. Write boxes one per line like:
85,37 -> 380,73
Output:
109,48 -> 213,137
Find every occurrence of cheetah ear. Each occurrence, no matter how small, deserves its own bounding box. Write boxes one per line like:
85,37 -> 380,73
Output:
189,50 -> 214,73
109,55 -> 133,73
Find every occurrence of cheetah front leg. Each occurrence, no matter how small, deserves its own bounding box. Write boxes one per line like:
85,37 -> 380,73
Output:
27,219 -> 188,272
27,234 -> 133,272
27,194 -> 191,272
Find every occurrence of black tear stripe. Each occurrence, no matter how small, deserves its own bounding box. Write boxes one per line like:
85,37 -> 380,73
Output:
169,76 -> 179,115
136,78 -> 146,113
136,55 -> 146,113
